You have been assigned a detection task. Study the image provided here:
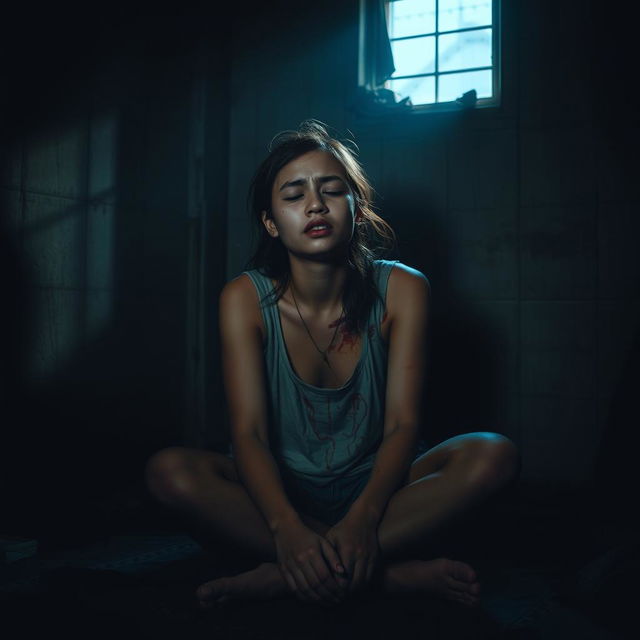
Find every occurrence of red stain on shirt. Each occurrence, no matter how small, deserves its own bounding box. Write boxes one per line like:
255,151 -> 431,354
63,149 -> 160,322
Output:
301,392 -> 336,470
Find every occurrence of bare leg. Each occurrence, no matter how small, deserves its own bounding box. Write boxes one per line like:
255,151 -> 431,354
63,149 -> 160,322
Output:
195,518 -> 480,608
145,447 -> 279,562
193,434 -> 518,607
375,432 -> 520,563
146,433 -> 518,607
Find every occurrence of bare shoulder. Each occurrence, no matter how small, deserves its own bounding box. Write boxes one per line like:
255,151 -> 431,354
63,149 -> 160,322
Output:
218,274 -> 270,444
386,262 -> 430,323
219,274 -> 264,340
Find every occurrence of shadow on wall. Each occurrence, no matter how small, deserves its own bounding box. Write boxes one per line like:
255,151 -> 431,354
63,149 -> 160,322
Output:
383,194 -> 505,449
0,175 -> 188,549
0,38 -> 221,547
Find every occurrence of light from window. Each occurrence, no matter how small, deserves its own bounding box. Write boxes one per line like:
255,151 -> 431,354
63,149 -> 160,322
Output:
386,0 -> 497,108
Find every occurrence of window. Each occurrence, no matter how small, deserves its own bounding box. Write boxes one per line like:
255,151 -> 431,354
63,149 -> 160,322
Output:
359,0 -> 500,112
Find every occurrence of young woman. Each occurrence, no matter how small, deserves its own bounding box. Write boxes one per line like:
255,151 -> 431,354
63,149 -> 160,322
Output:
145,121 -> 519,609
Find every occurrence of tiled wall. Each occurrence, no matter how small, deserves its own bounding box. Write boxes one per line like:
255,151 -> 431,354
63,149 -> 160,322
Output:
2,1 -> 637,499
1,32 -> 230,491
225,0 -> 639,488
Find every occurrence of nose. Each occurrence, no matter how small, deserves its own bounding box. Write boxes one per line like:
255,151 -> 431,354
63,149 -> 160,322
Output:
307,188 -> 328,213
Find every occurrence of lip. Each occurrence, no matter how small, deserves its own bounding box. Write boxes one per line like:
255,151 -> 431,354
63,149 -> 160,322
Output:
304,219 -> 333,232
306,227 -> 332,237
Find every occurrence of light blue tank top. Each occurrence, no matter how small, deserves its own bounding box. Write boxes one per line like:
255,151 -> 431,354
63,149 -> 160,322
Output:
241,260 -> 399,488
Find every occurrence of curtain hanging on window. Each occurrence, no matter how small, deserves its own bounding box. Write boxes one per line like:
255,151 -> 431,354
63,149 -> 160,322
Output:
361,0 -> 395,90
355,0 -> 411,115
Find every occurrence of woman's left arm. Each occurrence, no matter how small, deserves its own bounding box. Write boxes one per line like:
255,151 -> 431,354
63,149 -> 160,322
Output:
325,266 -> 431,593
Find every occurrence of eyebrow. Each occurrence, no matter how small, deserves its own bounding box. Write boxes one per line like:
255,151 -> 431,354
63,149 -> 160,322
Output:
278,175 -> 346,192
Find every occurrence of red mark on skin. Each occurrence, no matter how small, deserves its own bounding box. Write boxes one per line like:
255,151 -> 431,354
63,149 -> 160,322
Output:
328,321 -> 359,353
382,310 -> 388,324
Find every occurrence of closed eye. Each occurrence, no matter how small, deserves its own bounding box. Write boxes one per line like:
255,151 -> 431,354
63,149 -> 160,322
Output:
283,191 -> 345,201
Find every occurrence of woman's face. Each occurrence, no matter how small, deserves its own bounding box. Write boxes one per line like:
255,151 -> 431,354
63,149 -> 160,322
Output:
261,149 -> 359,261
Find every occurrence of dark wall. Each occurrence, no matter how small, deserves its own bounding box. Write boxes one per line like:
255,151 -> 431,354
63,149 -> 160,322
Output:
226,0 -> 640,494
1,0 -> 638,543
1,3 -> 230,541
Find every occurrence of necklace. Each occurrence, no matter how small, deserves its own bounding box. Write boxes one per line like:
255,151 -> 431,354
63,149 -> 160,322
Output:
290,284 -> 345,371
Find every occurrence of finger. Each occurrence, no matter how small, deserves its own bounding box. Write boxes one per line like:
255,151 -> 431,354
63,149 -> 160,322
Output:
291,564 -> 320,603
311,556 -> 344,603
349,558 -> 364,593
281,566 -> 301,598
335,571 -> 350,593
365,559 -> 375,587
302,555 -> 341,604
337,553 -> 352,586
319,541 -> 348,596
320,538 -> 346,576
299,558 -> 336,604
336,550 -> 355,581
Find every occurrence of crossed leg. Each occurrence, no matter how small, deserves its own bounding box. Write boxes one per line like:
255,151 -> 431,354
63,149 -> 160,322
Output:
145,431 -> 519,607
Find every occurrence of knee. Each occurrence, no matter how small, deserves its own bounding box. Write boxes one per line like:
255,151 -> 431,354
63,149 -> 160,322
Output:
144,447 -> 200,503
462,432 -> 520,494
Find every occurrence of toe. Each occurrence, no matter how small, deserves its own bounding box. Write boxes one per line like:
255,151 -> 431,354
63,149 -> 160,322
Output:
450,560 -> 477,584
196,578 -> 225,602
445,574 -> 475,594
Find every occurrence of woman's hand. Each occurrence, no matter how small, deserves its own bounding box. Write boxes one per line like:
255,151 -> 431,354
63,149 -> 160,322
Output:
324,511 -> 381,595
273,518 -> 347,606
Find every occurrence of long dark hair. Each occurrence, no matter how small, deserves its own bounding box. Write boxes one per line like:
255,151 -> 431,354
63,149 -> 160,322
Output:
244,120 -> 397,336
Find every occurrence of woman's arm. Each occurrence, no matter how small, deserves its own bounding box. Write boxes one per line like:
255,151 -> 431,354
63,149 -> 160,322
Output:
349,265 -> 431,524
220,277 -> 348,604
219,276 -> 301,532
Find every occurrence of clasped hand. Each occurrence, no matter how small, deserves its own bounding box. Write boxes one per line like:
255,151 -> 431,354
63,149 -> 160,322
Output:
274,519 -> 350,606
274,513 -> 380,606
324,510 -> 381,596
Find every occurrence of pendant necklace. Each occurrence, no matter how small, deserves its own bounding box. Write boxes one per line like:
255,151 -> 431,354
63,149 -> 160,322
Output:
290,284 -> 345,371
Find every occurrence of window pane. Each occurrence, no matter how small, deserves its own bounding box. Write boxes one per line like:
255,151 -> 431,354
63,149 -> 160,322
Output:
438,28 -> 491,72
438,69 -> 492,102
389,0 -> 436,39
391,35 -> 435,77
389,76 -> 436,105
438,0 -> 492,32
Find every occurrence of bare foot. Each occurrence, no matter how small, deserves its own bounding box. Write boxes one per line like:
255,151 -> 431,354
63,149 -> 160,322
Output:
196,562 -> 288,608
382,558 -> 480,606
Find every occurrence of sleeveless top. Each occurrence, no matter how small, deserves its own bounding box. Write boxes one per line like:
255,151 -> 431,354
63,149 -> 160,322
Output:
240,259 -> 399,488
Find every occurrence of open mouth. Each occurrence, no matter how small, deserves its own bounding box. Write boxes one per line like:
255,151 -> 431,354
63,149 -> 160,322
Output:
305,225 -> 333,236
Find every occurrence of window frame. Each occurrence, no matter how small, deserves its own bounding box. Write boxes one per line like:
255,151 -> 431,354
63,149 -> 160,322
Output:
376,0 -> 502,113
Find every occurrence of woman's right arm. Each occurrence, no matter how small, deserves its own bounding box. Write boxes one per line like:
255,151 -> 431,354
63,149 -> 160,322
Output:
219,277 -> 347,604
219,276 -> 301,531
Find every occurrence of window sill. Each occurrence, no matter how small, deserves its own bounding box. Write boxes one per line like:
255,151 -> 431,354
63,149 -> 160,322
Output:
347,89 -> 513,136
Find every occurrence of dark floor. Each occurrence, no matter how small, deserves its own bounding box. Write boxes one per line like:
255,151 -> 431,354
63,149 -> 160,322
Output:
1,483 -> 636,640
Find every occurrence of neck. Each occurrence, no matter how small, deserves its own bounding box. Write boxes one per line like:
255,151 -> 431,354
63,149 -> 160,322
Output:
286,256 -> 349,317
